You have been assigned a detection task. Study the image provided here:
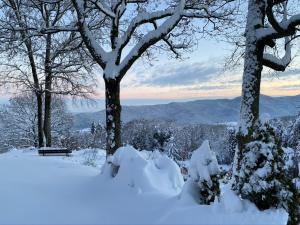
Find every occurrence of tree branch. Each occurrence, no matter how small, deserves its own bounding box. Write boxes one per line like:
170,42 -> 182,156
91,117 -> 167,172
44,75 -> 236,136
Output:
72,0 -> 108,68
117,0 -> 186,78
263,37 -> 291,71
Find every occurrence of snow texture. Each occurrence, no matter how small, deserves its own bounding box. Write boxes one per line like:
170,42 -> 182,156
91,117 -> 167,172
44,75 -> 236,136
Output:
189,140 -> 220,186
103,146 -> 184,194
0,147 -> 288,225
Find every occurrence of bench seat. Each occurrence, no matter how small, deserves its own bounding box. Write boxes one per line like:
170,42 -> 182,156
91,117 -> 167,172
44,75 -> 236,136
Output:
38,147 -> 72,156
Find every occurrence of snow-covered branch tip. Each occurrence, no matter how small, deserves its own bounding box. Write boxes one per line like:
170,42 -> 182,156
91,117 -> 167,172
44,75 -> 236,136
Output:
263,37 -> 291,71
258,2 -> 300,41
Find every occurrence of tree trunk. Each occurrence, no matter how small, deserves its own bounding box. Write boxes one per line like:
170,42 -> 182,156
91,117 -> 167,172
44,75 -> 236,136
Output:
36,92 -> 44,148
26,40 -> 44,148
44,82 -> 52,147
105,78 -> 122,156
23,34 -> 44,147
234,0 -> 266,179
32,115 -> 38,147
44,33 -> 52,147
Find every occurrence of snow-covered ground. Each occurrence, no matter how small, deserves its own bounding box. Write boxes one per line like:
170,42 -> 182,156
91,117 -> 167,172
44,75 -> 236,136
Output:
0,147 -> 288,225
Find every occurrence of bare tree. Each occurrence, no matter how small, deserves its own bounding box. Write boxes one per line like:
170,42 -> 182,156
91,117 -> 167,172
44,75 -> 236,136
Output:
36,0 -> 95,146
0,93 -> 73,148
0,0 -> 45,147
71,0 -> 236,155
0,93 -> 40,147
0,0 -> 95,147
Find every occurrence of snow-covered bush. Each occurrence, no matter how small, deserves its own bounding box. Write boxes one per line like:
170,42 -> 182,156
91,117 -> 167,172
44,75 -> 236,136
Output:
183,140 -> 220,204
220,126 -> 237,164
122,119 -> 229,163
82,148 -> 98,167
233,123 -> 300,225
102,146 -> 184,194
90,122 -> 106,148
0,94 -> 73,148
283,147 -> 299,179
284,115 -> 300,179
287,114 -> 300,150
268,118 -> 286,145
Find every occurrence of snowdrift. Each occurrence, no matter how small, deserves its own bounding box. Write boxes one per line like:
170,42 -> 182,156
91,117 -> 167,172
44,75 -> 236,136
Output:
0,146 -> 289,224
101,146 -> 184,195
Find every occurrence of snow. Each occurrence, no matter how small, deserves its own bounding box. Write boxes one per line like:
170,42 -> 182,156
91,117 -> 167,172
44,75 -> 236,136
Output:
168,185 -> 288,225
261,113 -> 271,124
256,14 -> 300,41
262,35 -> 292,69
189,140 -> 219,186
283,147 -> 295,171
39,147 -> 67,150
0,146 -> 288,225
237,140 -> 280,194
119,0 -> 185,74
103,146 -> 184,194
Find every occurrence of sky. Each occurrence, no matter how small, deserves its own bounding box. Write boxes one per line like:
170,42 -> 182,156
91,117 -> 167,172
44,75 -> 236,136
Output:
91,37 -> 300,99
1,29 -> 300,112
64,36 -> 300,112
1,1 -> 300,113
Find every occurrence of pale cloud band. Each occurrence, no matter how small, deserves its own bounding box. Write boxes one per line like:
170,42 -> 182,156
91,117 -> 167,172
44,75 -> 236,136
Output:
120,58 -> 300,99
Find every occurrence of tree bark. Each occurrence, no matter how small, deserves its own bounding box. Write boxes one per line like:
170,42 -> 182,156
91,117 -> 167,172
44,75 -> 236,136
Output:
44,79 -> 52,147
36,92 -> 44,147
104,78 -> 122,156
235,0 -> 266,177
9,0 -> 44,147
26,40 -> 44,148
44,32 -> 52,147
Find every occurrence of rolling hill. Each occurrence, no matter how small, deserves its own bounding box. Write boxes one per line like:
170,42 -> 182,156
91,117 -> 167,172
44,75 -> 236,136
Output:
73,95 -> 300,129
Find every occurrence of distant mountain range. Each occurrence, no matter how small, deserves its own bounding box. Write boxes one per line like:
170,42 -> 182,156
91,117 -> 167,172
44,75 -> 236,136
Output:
73,95 -> 300,129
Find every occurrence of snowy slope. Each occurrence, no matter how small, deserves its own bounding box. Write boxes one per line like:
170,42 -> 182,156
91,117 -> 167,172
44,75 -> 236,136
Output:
73,95 -> 300,129
0,148 -> 288,225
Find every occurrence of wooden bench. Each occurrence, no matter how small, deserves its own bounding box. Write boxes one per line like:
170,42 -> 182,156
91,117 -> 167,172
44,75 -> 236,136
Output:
38,147 -> 72,156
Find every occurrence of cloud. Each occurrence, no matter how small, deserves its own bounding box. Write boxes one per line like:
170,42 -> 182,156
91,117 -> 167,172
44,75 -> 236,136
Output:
138,62 -> 220,87
279,69 -> 300,77
188,85 -> 233,91
220,79 -> 242,85
278,84 -> 300,90
262,68 -> 300,79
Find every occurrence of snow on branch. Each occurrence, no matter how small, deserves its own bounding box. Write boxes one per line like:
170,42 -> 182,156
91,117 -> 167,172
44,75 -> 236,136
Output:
183,1 -> 235,20
116,0 -> 234,57
263,37 -> 291,71
117,0 -> 186,78
70,0 -> 236,80
72,0 -> 109,68
265,0 -> 287,34
116,9 -> 175,54
90,0 -> 116,18
11,25 -> 78,34
262,2 -> 294,71
257,9 -> 300,41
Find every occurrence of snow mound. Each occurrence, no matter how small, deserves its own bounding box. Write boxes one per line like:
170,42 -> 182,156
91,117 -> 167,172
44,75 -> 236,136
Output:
220,186 -> 245,213
180,140 -> 220,204
102,146 -> 184,194
67,148 -> 106,168
189,140 -> 220,185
